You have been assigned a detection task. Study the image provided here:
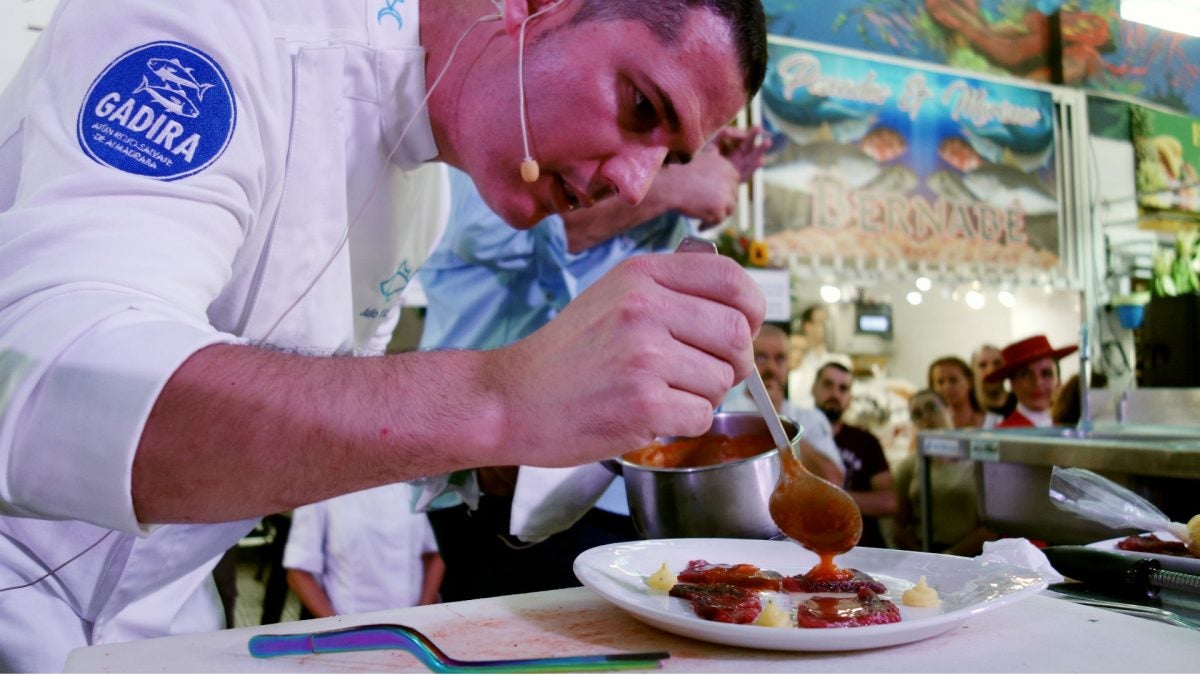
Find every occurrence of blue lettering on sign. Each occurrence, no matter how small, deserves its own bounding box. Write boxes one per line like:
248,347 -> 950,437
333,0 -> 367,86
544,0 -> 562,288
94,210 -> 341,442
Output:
377,0 -> 404,28
77,41 -> 236,180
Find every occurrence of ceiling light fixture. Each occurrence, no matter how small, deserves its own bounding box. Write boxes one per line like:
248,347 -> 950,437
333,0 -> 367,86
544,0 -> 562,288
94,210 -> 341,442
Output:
1121,0 -> 1200,38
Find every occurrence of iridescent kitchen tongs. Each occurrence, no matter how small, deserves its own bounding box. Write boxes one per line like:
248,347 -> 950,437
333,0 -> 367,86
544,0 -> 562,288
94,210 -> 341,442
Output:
249,623 -> 670,672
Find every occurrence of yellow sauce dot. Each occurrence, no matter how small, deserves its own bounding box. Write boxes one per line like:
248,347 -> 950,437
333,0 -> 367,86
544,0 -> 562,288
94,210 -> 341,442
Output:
645,562 -> 677,593
754,599 -> 791,628
901,575 -> 941,608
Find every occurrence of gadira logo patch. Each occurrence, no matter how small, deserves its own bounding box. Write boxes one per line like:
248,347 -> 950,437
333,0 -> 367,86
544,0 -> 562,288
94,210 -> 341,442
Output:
77,41 -> 236,180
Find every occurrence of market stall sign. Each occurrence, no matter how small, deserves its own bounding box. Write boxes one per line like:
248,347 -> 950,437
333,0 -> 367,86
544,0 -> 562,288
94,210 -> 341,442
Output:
760,37 -> 1061,274
746,268 -> 792,322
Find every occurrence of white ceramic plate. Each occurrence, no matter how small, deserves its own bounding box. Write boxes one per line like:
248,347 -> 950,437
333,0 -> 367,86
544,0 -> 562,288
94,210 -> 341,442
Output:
1087,532 -> 1200,574
573,538 -> 1045,652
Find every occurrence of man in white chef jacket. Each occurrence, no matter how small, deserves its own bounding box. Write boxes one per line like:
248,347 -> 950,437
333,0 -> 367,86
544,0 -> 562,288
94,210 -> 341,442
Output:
0,0 -> 768,669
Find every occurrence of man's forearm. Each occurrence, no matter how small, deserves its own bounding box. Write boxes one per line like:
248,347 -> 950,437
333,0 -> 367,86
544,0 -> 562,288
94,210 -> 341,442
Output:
134,253 -> 766,525
797,441 -> 844,485
286,569 -> 336,618
420,552 -> 446,605
132,344 -> 506,523
563,191 -> 673,253
848,489 -> 897,518
563,147 -> 739,253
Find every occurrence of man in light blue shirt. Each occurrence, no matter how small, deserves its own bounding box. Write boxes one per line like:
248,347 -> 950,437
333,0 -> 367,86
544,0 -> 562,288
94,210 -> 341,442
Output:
420,176 -> 689,353
418,128 -> 764,600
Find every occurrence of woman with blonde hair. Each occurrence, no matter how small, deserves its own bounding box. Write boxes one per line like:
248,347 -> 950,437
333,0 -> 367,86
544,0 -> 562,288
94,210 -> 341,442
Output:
892,390 -> 995,555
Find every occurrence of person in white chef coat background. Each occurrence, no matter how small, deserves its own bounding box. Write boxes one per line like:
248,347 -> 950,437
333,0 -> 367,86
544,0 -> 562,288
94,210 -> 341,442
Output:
0,0 -> 768,670
283,483 -> 444,617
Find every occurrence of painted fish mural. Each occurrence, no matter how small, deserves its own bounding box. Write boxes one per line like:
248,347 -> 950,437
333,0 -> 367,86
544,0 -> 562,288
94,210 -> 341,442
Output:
762,0 -> 1200,117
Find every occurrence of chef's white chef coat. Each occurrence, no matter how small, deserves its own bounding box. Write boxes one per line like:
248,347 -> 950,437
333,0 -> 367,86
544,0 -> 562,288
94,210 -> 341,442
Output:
0,1 -> 449,669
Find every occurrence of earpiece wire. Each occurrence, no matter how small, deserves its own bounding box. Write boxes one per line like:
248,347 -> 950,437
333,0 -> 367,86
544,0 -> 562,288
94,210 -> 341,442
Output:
262,10 -> 503,342
0,530 -> 113,594
518,1 -> 565,165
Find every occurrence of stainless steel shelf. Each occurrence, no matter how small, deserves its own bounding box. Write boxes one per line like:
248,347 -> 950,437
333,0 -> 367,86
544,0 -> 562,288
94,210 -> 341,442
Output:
919,425 -> 1200,476
915,424 -> 1200,549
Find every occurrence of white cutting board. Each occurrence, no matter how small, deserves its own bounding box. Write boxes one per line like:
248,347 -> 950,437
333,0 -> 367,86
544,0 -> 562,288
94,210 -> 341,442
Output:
67,586 -> 1200,673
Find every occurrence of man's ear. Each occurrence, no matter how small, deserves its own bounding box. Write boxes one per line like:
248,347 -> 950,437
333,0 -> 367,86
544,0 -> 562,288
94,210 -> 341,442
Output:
500,0 -> 566,39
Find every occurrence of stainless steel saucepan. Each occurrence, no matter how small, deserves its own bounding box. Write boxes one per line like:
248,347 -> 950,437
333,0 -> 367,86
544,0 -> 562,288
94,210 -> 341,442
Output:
612,412 -> 801,540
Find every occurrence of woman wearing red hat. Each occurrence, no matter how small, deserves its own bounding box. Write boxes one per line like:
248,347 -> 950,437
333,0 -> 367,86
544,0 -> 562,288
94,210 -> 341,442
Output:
984,335 -> 1078,428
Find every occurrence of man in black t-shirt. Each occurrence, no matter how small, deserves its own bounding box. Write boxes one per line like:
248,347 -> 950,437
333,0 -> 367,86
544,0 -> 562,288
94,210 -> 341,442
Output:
811,362 -> 895,549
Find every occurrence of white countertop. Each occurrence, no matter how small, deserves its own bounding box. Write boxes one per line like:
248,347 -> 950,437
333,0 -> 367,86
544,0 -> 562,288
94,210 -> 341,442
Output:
67,587 -> 1198,673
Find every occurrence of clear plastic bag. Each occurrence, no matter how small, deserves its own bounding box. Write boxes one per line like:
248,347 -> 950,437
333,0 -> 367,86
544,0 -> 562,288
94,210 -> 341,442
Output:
1048,466 -> 1193,548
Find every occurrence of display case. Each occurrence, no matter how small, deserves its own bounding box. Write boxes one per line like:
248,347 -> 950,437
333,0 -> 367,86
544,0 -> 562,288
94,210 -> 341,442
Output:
916,421 -> 1200,548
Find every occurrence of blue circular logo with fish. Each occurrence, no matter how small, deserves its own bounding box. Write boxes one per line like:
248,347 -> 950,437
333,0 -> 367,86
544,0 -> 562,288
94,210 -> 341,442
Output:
77,41 -> 236,181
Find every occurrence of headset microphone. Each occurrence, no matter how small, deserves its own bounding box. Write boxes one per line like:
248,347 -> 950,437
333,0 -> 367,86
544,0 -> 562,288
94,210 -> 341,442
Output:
517,1 -> 563,183
520,157 -> 539,183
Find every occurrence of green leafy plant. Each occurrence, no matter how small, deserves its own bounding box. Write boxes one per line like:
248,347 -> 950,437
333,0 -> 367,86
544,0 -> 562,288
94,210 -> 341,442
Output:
1152,229 -> 1200,296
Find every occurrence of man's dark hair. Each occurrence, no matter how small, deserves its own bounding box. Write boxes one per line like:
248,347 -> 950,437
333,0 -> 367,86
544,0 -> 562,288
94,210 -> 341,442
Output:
570,0 -> 768,97
814,360 -> 850,382
800,304 -> 823,325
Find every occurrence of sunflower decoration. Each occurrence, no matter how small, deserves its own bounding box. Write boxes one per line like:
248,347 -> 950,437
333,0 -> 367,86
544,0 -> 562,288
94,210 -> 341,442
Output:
715,226 -> 773,268
748,240 -> 771,267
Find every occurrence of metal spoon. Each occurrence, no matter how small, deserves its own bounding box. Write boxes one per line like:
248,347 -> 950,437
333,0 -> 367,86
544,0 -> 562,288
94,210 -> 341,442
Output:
674,236 -> 862,555
745,366 -> 863,555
